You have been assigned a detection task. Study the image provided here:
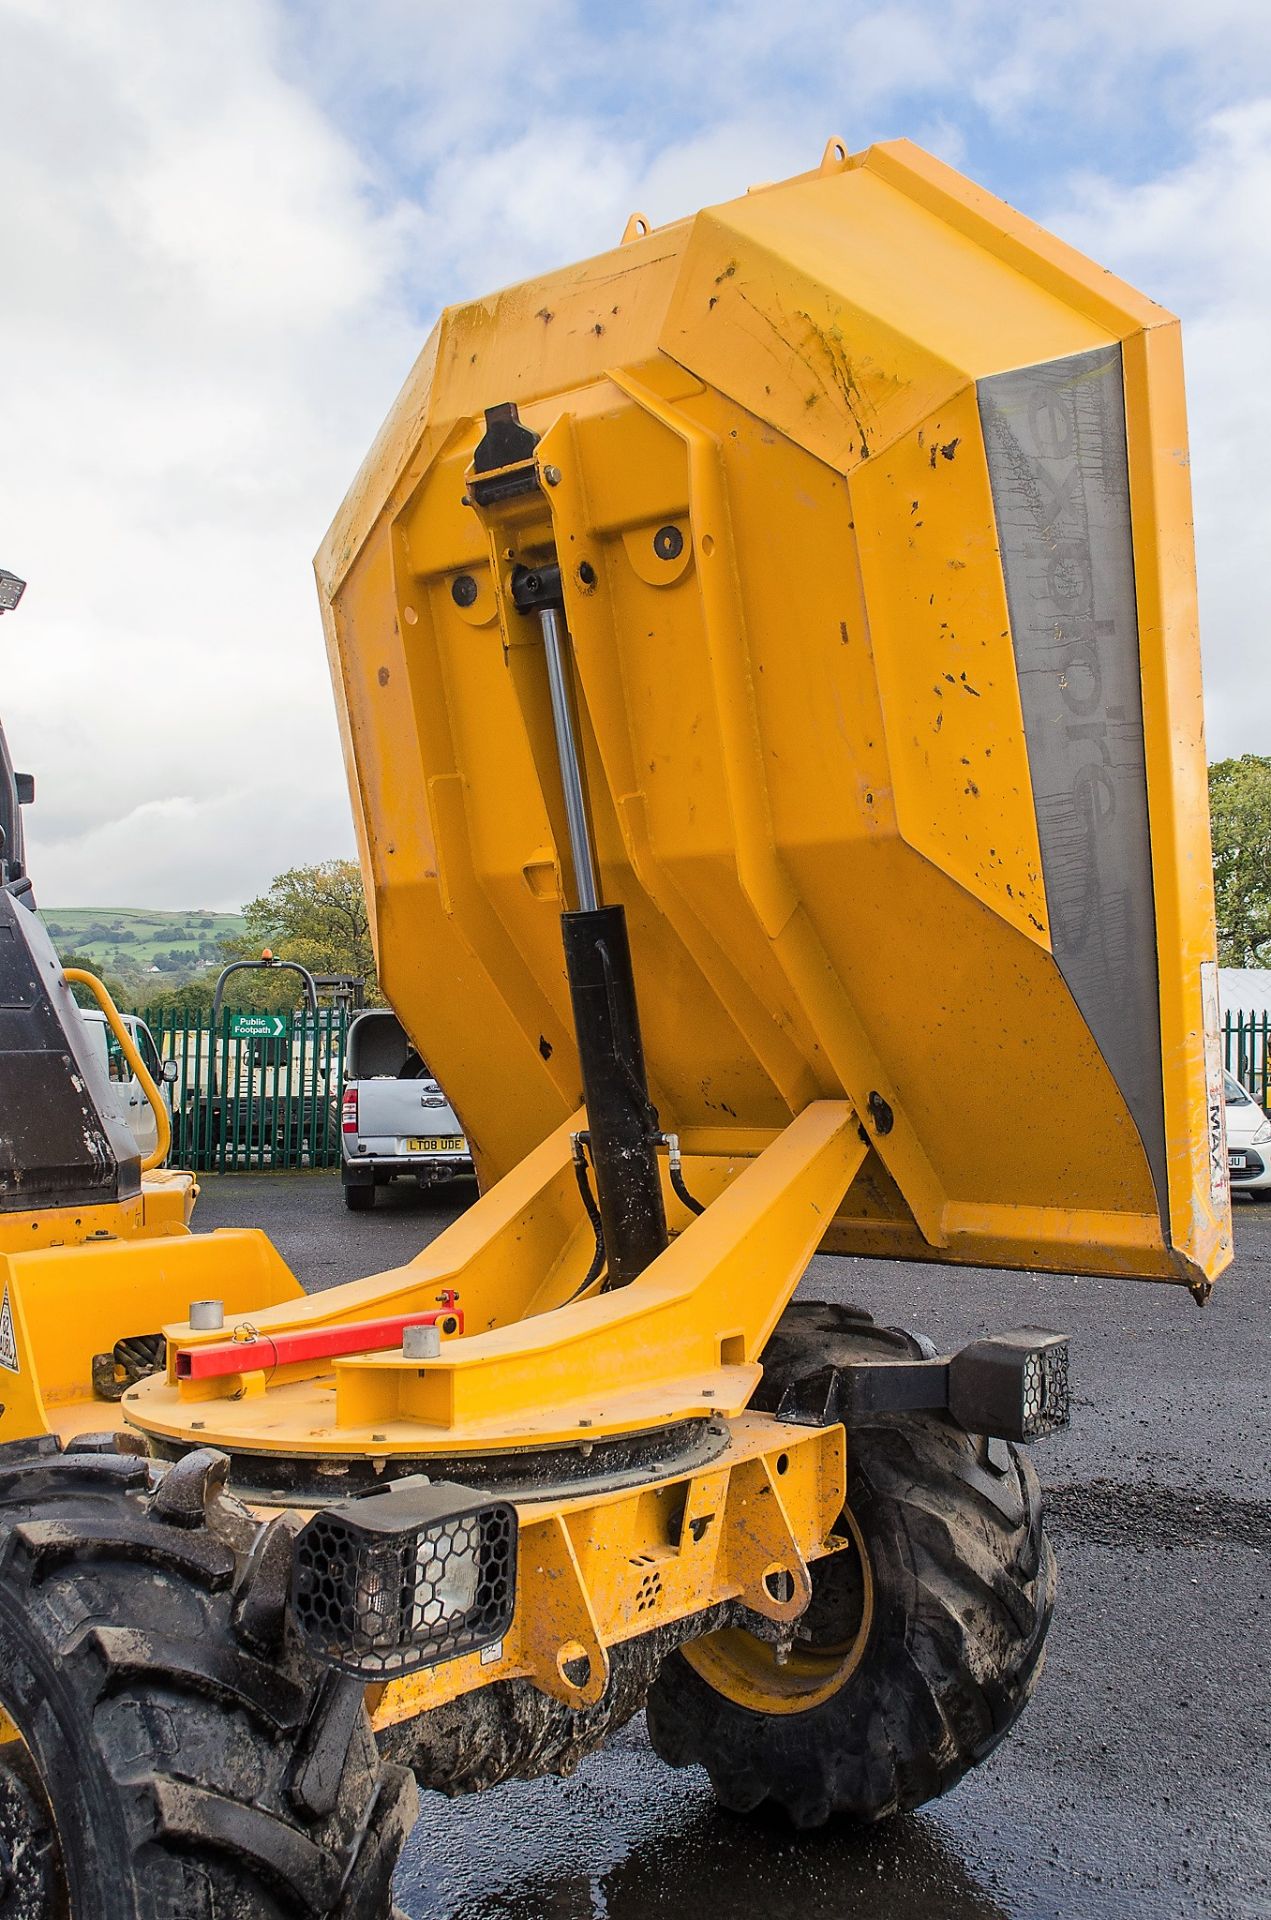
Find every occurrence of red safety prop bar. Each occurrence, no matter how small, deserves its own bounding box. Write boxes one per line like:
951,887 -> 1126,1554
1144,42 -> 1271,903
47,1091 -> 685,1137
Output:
174,1294 -> 464,1381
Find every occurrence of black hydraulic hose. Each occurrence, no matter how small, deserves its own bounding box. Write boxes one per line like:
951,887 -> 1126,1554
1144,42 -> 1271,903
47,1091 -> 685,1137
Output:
566,1134 -> 607,1301
669,1161 -> 705,1217
563,1130 -> 705,1307
661,1133 -> 706,1216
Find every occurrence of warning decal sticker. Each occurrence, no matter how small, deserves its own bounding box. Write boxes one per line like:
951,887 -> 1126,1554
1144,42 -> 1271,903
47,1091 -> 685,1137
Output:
1201,961 -> 1228,1208
0,1285 -> 18,1374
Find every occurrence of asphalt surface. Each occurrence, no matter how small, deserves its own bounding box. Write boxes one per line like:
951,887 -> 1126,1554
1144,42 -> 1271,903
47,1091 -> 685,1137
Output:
195,1174 -> 1271,1920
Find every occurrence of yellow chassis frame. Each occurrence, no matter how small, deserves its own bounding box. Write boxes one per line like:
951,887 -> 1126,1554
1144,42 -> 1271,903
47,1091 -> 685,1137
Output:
2,1102 -> 864,1731
374,1413 -> 845,1721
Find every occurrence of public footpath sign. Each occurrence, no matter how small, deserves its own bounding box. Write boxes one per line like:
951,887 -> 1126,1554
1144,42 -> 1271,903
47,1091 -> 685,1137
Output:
228,1013 -> 288,1039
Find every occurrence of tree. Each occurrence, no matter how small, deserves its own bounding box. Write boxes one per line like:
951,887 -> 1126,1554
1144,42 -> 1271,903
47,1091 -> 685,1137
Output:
233,860 -> 379,999
1209,756 -> 1271,965
58,950 -> 132,1009
136,971 -> 224,1016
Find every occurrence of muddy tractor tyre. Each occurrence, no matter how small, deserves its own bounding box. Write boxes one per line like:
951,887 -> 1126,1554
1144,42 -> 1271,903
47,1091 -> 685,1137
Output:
646,1302 -> 1056,1828
0,1439 -> 416,1920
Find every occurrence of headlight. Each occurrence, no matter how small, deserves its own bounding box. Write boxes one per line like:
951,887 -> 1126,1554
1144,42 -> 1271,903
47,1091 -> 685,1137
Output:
293,1476 -> 517,1678
947,1330 -> 1070,1441
1252,1119 -> 1271,1145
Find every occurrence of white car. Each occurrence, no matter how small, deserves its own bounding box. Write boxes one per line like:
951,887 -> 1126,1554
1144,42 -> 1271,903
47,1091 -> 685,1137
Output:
80,1009 -> 176,1161
1224,1070 -> 1271,1199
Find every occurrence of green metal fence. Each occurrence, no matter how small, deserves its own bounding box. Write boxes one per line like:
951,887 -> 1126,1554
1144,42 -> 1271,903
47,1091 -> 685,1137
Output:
1223,1010 -> 1271,1109
144,1006 -> 349,1172
142,1002 -> 1264,1169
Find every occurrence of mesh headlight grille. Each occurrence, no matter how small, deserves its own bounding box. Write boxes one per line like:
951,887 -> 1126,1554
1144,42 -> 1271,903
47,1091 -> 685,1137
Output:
292,1477 -> 516,1678
1023,1339 -> 1069,1438
948,1330 -> 1070,1443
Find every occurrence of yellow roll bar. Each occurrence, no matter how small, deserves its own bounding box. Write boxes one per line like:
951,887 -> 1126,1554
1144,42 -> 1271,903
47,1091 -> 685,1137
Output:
64,968 -> 171,1171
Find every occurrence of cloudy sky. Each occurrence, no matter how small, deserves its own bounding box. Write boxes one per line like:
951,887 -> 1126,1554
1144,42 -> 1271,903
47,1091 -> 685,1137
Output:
3,0 -> 1268,909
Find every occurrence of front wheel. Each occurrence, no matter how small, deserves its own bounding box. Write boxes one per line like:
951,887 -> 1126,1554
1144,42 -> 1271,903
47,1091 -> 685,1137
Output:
0,1438 -> 414,1918
646,1302 -> 1056,1827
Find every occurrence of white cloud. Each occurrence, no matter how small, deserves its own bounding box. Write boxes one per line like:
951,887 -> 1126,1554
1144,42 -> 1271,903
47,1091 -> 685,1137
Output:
34,780 -> 356,912
1043,98 -> 1271,759
1,0 -> 1267,912
0,0 -> 422,908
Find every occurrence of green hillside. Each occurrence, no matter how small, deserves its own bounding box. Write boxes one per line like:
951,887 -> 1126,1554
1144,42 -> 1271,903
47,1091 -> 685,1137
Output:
41,907 -> 247,988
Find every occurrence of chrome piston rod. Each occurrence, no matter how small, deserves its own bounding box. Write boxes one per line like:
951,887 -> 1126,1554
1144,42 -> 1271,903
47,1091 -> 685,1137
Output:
538,604 -> 600,912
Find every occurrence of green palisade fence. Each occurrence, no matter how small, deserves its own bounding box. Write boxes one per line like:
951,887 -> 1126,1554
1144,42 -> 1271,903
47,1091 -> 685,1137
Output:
1223,1010 -> 1271,1109
139,1003 -> 1264,1171
142,1006 -> 350,1172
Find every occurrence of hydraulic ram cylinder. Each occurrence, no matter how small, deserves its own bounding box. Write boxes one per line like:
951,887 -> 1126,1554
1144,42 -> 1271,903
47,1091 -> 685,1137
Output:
561,905 -> 668,1287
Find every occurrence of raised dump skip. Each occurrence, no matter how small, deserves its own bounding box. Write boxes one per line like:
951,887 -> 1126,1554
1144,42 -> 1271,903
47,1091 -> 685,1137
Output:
318,137 -> 1230,1293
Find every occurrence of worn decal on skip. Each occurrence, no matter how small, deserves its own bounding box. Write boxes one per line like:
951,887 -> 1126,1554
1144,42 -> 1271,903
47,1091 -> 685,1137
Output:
1201,961 -> 1228,1206
0,1285 -> 18,1374
979,346 -> 1167,1216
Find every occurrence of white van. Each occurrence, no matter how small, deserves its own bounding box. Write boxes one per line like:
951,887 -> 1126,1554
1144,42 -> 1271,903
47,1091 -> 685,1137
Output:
79,1010 -> 176,1162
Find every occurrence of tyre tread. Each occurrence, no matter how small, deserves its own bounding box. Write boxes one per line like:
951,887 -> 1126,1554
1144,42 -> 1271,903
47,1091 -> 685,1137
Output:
0,1438 -> 415,1919
646,1301 -> 1056,1827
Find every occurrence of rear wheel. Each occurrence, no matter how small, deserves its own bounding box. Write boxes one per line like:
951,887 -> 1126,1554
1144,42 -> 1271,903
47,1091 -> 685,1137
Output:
343,1182 -> 375,1212
646,1302 -> 1056,1827
0,1438 -> 415,1918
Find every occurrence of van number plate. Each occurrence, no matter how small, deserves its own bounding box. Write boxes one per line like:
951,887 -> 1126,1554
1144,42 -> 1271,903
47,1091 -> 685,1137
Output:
407,1136 -> 467,1154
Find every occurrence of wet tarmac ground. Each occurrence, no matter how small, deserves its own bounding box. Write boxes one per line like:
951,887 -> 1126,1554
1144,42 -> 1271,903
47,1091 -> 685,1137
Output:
194,1175 -> 1271,1920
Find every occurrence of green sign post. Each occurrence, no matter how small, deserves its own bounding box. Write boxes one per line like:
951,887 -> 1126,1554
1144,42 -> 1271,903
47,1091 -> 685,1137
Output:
228,1013 -> 288,1039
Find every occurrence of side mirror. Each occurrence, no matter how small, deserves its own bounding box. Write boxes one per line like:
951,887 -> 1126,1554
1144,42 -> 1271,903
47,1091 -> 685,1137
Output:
161,1059 -> 179,1084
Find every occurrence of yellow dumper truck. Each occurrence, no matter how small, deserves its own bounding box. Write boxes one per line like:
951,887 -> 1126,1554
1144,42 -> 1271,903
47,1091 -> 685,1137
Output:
0,137 -> 1228,1918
